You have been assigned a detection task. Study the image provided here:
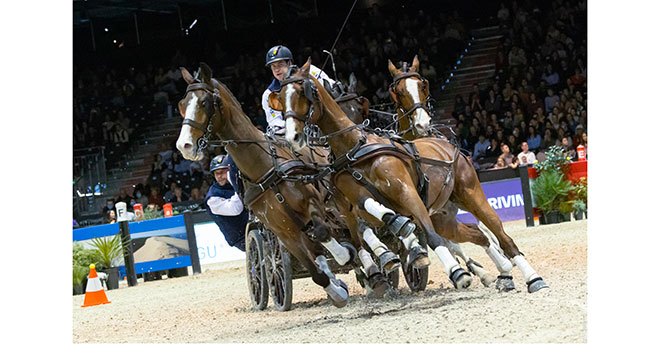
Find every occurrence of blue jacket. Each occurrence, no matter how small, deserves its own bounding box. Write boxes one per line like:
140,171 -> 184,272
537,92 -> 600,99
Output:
205,155 -> 248,251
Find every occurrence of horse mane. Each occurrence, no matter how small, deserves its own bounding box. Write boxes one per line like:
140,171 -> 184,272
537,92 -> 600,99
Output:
309,75 -> 356,126
211,78 -> 253,124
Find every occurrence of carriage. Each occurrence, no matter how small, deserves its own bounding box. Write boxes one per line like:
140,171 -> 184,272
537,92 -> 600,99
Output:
244,215 -> 429,311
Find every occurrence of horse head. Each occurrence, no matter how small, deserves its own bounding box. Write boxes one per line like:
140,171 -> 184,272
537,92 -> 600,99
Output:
267,57 -> 318,151
387,55 -> 432,136
333,73 -> 370,125
175,62 -> 224,161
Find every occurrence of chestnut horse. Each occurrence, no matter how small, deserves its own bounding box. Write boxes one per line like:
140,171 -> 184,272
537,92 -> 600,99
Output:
271,58 -> 490,290
327,72 -> 497,288
175,63 -> 355,307
385,56 -> 549,293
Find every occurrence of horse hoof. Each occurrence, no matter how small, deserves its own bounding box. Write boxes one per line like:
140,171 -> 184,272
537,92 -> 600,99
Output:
526,277 -> 549,293
379,251 -> 401,274
496,275 -> 515,292
480,274 -> 496,287
450,267 -> 472,290
367,272 -> 390,298
408,245 -> 431,269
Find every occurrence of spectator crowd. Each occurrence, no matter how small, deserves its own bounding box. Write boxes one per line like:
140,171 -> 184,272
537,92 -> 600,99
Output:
452,0 -> 587,171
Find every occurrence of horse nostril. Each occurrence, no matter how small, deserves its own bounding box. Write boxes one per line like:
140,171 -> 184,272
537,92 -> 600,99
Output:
293,133 -> 301,143
183,143 -> 193,151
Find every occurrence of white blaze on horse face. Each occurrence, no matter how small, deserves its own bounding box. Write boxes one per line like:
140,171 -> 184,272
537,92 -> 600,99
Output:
405,78 -> 431,132
283,84 -> 300,145
176,93 -> 200,160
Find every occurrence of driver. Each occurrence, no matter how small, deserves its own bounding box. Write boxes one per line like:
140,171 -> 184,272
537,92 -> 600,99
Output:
261,45 -> 337,135
205,154 -> 249,252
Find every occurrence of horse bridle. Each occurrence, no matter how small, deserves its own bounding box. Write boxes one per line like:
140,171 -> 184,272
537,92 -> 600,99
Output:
388,72 -> 432,130
181,82 -> 223,152
280,75 -> 322,124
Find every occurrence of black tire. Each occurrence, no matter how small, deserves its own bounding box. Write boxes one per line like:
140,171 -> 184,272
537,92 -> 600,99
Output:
263,229 -> 293,312
246,230 -> 269,311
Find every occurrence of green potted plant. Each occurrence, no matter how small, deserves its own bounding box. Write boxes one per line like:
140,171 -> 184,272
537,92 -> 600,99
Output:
572,199 -> 586,220
73,242 -> 99,295
559,200 -> 573,222
573,177 -> 588,218
531,169 -> 574,224
89,233 -> 128,290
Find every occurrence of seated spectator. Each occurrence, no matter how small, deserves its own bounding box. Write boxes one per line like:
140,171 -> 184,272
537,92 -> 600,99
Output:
498,143 -> 519,169
172,186 -> 189,203
540,128 -> 556,151
134,187 -> 149,206
517,141 -> 536,166
163,182 -> 178,203
151,154 -> 166,176
105,210 -> 117,224
544,88 -> 559,113
190,187 -> 203,202
484,138 -> 502,158
453,95 -> 466,116
115,188 -> 132,205
490,157 -> 507,170
541,64 -> 559,86
484,89 -> 502,113
174,155 -> 192,174
526,126 -> 542,151
473,134 -> 490,160
101,198 -> 115,217
148,186 -> 165,208
561,136 -> 577,159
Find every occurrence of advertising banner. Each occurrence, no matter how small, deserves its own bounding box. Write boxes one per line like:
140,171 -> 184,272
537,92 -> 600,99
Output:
193,222 -> 245,265
457,178 -> 525,224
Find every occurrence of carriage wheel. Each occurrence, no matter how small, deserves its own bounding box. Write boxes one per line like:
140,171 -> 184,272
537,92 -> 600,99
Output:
403,231 -> 429,292
246,230 -> 268,311
263,229 -> 293,312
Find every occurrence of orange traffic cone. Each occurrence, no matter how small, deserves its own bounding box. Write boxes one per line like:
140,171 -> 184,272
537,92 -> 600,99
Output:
81,264 -> 111,307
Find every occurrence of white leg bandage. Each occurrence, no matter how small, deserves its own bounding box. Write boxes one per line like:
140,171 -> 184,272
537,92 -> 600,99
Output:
362,226 -> 388,257
485,243 -> 513,273
512,255 -> 540,282
321,238 -> 351,266
433,246 -> 461,276
399,233 -> 420,250
358,248 -> 378,274
363,198 -> 393,221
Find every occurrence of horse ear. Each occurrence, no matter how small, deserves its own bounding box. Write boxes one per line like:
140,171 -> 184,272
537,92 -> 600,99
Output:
387,59 -> 400,77
181,67 -> 195,84
349,73 -> 357,93
268,92 -> 283,111
178,99 -> 185,118
360,96 -> 370,117
199,62 -> 213,83
410,55 -> 420,73
301,57 -> 312,75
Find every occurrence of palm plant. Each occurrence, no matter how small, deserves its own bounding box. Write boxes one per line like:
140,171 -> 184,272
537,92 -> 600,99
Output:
531,169 -> 574,214
89,233 -> 126,269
